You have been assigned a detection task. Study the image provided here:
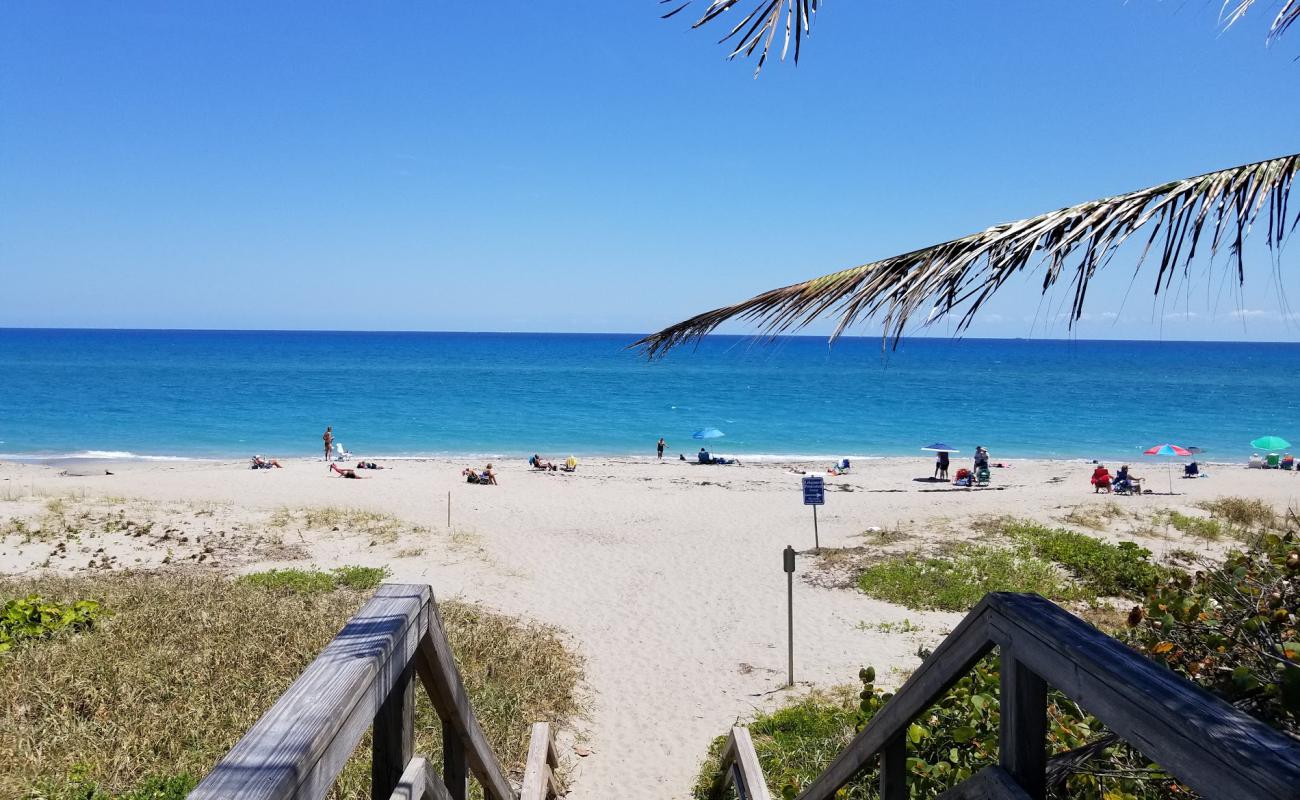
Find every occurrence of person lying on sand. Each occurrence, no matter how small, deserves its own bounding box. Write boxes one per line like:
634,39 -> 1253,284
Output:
330,463 -> 363,479
355,461 -> 384,469
251,455 -> 283,469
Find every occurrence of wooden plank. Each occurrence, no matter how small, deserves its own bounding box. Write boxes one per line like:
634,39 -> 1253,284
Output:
935,766 -> 1031,800
191,584 -> 432,800
986,593 -> 1300,800
731,726 -> 772,800
441,718 -> 468,800
544,765 -> 564,800
385,756 -> 455,800
997,652 -> 1045,800
520,723 -> 552,800
796,600 -> 996,800
708,728 -> 740,800
413,596 -> 515,800
878,734 -> 906,800
373,664 -> 416,800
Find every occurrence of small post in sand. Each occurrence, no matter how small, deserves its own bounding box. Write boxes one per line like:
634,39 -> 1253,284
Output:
784,544 -> 796,688
447,491 -> 451,530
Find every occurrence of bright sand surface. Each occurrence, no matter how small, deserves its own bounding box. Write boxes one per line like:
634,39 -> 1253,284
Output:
4,455 -> 1299,798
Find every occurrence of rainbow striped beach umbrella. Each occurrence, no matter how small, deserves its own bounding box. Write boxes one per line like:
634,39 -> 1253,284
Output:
1143,443 -> 1191,493
1143,444 -> 1192,457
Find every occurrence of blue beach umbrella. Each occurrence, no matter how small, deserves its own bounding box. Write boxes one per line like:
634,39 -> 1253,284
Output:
693,428 -> 725,440
921,442 -> 959,453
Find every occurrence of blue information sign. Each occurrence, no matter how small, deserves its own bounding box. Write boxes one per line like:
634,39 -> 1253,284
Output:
802,476 -> 825,506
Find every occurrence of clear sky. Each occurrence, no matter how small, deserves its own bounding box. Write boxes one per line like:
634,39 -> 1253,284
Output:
2,1 -> 1298,340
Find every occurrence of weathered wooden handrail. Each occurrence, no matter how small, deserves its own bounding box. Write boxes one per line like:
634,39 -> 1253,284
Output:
519,722 -> 563,800
792,593 -> 1300,800
189,584 -> 528,800
709,727 -> 772,800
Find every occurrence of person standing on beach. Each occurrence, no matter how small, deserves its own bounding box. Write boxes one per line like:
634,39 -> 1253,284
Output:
323,426 -> 333,461
934,450 -> 950,480
656,437 -> 666,460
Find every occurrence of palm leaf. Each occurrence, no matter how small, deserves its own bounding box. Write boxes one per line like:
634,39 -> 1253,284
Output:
661,0 -> 819,75
633,153 -> 1300,358
667,1 -> 1297,74
1222,0 -> 1300,40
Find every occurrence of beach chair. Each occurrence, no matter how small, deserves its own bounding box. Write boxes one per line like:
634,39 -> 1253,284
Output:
1266,453 -> 1281,469
333,442 -> 352,461
975,465 -> 990,486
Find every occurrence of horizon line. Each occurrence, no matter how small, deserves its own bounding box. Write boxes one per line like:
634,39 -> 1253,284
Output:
1,325 -> 1299,346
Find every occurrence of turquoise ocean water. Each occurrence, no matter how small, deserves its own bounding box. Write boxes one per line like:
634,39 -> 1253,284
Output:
2,329 -> 1298,461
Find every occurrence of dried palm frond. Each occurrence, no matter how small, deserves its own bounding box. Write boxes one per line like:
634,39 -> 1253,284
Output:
1222,0 -> 1300,40
668,1 -> 1296,75
633,153 -> 1300,358
660,0 -> 819,75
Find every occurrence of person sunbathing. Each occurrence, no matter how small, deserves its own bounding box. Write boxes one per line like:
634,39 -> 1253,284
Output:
330,463 -> 363,479
562,455 -> 577,472
463,467 -> 481,484
355,460 -> 384,469
251,455 -> 283,469
530,454 -> 557,471
482,463 -> 498,485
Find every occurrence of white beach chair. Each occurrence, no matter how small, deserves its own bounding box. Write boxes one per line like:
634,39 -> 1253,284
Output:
333,442 -> 352,462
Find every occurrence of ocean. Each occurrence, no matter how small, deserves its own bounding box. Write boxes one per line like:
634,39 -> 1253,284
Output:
2,328 -> 1297,462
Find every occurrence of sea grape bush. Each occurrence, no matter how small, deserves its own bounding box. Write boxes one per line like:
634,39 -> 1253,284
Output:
1119,530 -> 1300,734
0,594 -> 102,653
1004,521 -> 1168,597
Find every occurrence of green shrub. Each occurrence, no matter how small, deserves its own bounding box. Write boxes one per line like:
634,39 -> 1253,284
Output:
239,566 -> 389,594
1005,522 -> 1167,597
0,595 -> 102,654
858,545 -> 1066,612
1120,530 -> 1300,732
1164,511 -> 1222,541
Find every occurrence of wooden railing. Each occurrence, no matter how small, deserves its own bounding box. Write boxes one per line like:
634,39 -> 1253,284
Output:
189,584 -> 561,800
708,727 -> 772,800
713,592 -> 1300,800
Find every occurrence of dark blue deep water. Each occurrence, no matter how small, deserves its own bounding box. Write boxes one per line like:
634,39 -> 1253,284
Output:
2,329 -> 1298,461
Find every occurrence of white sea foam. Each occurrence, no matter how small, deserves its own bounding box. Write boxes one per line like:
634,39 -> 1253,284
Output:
0,451 -> 196,462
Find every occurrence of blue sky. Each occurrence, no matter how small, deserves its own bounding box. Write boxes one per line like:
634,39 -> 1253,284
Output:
2,1 -> 1298,340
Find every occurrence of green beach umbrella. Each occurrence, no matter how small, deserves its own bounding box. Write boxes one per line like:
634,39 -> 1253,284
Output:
1251,435 -> 1291,451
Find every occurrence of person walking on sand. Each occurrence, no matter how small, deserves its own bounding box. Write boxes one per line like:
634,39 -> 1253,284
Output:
656,437 -> 667,460
323,426 -> 334,461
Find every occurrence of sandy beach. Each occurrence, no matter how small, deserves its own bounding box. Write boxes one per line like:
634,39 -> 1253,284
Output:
3,454 -> 1298,798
